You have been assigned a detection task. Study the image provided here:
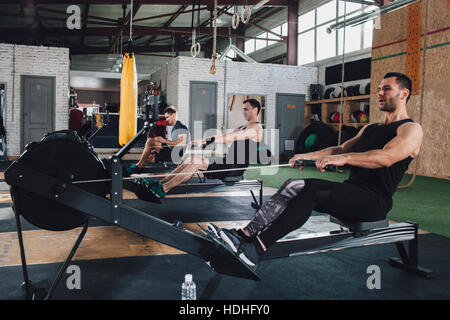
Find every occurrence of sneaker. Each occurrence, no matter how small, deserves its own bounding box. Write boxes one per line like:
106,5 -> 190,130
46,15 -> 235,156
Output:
134,179 -> 161,204
149,180 -> 166,199
125,163 -> 140,175
206,224 -> 259,267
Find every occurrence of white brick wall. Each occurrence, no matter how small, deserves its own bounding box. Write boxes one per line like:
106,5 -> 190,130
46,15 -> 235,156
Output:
151,56 -> 318,131
0,44 -> 70,157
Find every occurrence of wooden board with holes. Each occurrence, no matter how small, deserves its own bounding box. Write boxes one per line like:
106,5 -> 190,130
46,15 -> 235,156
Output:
406,1 -> 422,95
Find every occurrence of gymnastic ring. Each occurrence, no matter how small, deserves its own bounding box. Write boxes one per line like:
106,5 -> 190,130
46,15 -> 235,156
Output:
190,42 -> 201,57
241,6 -> 251,24
232,12 -> 240,29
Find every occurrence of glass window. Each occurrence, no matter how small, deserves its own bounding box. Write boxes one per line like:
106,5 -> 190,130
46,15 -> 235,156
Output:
282,22 -> 288,36
317,24 -> 336,61
245,39 -> 255,54
255,38 -> 266,51
298,10 -> 315,32
363,20 -> 373,48
270,26 -> 281,37
257,32 -> 268,39
338,0 -> 361,16
338,24 -> 362,54
317,0 -> 336,25
298,30 -> 315,65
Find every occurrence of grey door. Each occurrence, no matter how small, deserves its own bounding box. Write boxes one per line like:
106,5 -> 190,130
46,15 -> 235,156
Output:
22,76 -> 55,151
276,93 -> 305,156
189,81 -> 217,137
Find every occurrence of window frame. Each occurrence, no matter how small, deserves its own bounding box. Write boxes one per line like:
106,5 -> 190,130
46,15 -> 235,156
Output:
298,0 -> 376,65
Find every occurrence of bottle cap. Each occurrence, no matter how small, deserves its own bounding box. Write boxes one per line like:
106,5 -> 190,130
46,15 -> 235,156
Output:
185,274 -> 193,282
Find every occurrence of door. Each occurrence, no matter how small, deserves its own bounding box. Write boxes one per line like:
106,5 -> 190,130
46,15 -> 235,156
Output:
22,76 -> 55,151
189,81 -> 217,138
276,93 -> 305,156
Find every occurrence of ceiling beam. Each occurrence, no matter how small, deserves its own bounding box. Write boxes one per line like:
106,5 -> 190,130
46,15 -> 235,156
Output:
80,4 -> 90,46
0,11 -> 117,26
222,10 -> 286,39
134,7 -> 209,23
0,26 -> 286,42
109,0 -> 144,53
9,1 -> 289,6
70,44 -> 191,54
37,6 -> 118,23
146,4 -> 188,46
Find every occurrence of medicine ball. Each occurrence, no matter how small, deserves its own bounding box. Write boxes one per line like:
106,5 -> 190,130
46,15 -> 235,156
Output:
329,112 -> 341,123
351,110 -> 369,123
304,133 -> 317,150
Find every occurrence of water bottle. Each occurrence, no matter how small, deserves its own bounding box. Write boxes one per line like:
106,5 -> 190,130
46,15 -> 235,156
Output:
181,274 -> 196,300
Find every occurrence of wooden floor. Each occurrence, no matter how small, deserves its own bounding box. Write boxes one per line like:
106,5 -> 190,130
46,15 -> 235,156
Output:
0,221 -> 250,267
0,179 -> 276,267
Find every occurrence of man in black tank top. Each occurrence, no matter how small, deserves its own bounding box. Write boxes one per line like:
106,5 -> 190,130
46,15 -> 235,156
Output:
142,99 -> 264,201
208,72 -> 424,268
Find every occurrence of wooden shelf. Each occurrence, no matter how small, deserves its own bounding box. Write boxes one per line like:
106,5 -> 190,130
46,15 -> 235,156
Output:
304,94 -> 371,130
305,95 -> 370,105
324,122 -> 367,128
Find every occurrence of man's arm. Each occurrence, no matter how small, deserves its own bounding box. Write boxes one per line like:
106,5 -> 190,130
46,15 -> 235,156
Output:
289,123 -> 370,164
315,122 -> 423,170
154,134 -> 187,146
213,124 -> 263,143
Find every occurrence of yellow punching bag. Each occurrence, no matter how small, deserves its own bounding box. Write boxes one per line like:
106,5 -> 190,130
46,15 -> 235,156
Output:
119,52 -> 137,146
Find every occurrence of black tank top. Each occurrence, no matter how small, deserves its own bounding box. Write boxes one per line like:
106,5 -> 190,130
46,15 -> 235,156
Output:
346,118 -> 415,201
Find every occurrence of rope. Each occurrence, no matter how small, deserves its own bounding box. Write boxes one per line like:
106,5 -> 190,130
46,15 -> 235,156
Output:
398,0 -> 428,190
72,163 -> 293,185
337,0 -> 347,147
129,0 -> 133,40
209,0 -> 218,75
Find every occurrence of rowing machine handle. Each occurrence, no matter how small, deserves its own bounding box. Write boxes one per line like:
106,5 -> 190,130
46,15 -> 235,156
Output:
191,137 -> 215,149
294,160 -> 336,172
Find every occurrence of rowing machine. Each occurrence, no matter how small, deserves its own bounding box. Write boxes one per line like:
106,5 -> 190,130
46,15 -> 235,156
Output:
5,131 -> 432,300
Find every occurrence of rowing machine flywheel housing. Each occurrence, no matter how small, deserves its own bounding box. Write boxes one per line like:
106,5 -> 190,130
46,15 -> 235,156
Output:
10,130 -> 109,231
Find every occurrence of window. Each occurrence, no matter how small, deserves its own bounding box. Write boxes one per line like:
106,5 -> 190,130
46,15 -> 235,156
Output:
317,0 -> 336,25
245,25 -> 284,54
255,33 -> 267,51
298,31 -> 315,65
245,39 -> 255,54
317,24 -> 336,60
338,0 -> 361,16
281,22 -> 288,36
298,10 -> 315,32
298,0 -> 374,65
363,20 -> 373,48
338,25 -> 361,54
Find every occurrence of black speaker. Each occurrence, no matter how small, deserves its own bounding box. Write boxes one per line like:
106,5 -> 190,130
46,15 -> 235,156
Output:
310,84 -> 323,101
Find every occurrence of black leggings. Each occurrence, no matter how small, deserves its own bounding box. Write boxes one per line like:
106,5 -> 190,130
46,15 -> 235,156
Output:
244,178 -> 391,249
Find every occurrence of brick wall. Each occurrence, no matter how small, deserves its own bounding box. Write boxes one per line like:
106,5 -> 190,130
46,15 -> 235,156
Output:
151,56 -> 318,132
0,43 -> 70,157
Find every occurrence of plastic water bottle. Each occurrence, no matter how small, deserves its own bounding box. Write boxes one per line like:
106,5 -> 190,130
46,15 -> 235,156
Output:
181,274 -> 196,300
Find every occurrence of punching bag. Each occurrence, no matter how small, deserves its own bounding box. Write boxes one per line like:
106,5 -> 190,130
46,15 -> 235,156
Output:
119,52 -> 137,146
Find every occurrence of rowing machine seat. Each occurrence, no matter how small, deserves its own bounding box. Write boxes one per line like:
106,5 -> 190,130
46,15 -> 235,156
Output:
221,175 -> 244,185
330,216 -> 388,232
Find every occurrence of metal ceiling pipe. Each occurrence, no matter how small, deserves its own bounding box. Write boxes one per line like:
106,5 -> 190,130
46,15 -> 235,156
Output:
326,0 -> 419,33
